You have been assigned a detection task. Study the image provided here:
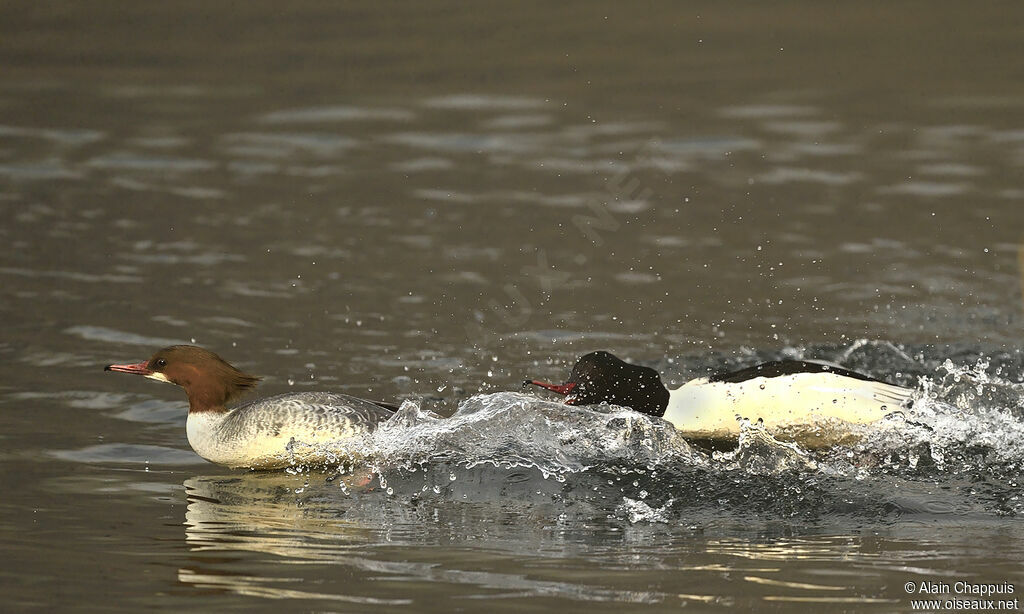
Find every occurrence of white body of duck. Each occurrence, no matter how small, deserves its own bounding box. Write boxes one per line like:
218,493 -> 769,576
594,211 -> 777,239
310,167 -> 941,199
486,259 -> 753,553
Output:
184,392 -> 393,469
530,351 -> 914,447
664,371 -> 912,445
107,346 -> 395,469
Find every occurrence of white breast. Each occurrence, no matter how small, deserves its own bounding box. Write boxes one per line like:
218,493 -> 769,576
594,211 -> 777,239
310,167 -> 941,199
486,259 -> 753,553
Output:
662,373 -> 913,446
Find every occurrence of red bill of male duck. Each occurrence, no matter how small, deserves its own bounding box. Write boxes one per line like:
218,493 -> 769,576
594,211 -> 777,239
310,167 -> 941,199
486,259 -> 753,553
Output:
105,345 -> 396,469
528,351 -> 914,447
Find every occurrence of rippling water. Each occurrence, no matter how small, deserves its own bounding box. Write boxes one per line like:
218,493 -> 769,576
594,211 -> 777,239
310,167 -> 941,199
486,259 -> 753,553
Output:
3,2 -> 1024,612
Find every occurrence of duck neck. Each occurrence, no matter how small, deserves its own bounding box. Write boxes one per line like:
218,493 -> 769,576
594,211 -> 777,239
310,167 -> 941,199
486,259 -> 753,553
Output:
184,381 -> 232,414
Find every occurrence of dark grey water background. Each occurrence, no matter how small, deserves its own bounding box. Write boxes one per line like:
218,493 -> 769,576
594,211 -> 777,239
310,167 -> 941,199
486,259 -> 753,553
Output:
2,3 -> 1024,611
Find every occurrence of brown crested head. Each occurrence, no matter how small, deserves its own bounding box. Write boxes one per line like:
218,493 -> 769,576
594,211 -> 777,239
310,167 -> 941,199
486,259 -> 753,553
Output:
105,345 -> 261,413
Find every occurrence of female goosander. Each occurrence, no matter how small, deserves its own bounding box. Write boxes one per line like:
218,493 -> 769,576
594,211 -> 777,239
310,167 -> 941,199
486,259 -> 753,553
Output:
105,345 -> 396,469
529,351 -> 914,447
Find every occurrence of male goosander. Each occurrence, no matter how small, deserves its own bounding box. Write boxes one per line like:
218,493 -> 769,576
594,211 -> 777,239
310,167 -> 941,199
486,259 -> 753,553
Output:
529,351 -> 914,447
105,345 -> 396,469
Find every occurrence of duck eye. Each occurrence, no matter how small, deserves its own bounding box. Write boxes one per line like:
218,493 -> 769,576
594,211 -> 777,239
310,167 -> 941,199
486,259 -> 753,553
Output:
155,358 -> 167,369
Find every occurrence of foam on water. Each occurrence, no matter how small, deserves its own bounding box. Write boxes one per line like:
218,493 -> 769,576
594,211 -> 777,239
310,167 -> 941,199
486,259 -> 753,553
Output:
367,392 -> 700,479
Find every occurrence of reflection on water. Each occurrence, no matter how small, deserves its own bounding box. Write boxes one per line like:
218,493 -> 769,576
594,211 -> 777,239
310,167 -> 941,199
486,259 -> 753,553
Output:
181,473 -> 683,605
177,471 -> 1023,609
178,569 -> 413,605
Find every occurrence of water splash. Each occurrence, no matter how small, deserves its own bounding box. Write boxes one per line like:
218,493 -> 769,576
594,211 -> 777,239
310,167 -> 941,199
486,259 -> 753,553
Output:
367,392 -> 698,479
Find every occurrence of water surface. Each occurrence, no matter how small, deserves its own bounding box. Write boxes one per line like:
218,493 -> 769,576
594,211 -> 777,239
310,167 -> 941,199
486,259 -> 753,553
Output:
2,2 -> 1024,611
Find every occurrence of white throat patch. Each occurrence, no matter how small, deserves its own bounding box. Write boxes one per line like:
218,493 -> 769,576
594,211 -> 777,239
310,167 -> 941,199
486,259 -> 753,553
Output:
144,371 -> 172,384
